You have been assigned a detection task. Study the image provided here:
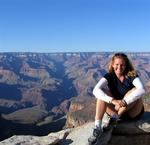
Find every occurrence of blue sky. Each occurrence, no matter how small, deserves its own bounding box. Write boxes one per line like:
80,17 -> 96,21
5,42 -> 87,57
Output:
0,0 -> 150,52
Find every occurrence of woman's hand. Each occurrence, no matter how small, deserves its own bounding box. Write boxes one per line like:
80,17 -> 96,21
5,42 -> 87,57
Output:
111,99 -> 121,106
111,99 -> 127,111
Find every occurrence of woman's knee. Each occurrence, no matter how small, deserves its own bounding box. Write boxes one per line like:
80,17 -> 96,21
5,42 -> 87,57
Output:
126,98 -> 143,118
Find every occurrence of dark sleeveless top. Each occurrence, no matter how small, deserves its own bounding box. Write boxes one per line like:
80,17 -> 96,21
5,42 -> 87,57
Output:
103,72 -> 138,100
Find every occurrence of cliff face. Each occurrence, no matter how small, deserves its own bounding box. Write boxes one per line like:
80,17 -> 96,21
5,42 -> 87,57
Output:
65,97 -> 150,128
65,97 -> 96,128
0,52 -> 150,115
0,112 -> 150,145
0,52 -> 150,140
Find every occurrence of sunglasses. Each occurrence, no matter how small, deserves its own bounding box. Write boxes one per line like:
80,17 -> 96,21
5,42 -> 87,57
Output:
114,53 -> 127,58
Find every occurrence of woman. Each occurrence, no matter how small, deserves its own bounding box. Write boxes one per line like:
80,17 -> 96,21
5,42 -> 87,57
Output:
88,53 -> 145,145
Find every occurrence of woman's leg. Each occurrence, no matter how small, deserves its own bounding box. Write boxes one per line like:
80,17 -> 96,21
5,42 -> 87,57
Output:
97,89 -> 118,118
105,88 -> 144,118
105,104 -> 118,116
88,99 -> 108,144
95,99 -> 107,120
127,98 -> 143,118
117,88 -> 144,118
95,88 -> 118,120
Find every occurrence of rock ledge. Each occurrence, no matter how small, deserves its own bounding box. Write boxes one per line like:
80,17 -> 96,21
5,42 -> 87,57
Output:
0,112 -> 149,145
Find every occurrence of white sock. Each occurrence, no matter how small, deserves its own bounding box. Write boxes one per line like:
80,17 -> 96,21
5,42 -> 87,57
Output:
95,120 -> 102,128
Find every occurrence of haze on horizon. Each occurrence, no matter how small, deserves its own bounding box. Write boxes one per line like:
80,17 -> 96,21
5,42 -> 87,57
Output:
0,0 -> 150,53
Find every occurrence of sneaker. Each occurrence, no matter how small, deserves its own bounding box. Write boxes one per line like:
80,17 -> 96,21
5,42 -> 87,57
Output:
105,116 -> 121,131
88,127 -> 103,145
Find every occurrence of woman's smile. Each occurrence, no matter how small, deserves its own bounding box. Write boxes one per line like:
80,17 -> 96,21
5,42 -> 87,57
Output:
112,58 -> 125,76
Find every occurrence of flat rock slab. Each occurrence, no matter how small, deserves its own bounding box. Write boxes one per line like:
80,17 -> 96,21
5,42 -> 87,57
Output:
62,112 -> 150,145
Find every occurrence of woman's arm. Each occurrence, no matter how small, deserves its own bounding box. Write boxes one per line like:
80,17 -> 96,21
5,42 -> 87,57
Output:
93,77 -> 113,103
123,77 -> 146,105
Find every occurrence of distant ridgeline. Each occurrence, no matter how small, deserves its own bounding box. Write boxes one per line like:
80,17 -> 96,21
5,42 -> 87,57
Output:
0,52 -> 150,140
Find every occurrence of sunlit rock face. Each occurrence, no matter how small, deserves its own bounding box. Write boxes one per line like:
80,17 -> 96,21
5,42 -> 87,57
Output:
0,52 -> 150,141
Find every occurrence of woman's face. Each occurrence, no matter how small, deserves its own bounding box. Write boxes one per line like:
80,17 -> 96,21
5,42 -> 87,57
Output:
112,57 -> 126,76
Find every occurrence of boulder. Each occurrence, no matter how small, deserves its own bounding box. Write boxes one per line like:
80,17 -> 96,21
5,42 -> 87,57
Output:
62,112 -> 150,145
0,112 -> 149,145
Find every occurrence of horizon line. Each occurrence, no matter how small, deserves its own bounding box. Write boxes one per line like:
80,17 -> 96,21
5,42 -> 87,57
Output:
0,51 -> 150,53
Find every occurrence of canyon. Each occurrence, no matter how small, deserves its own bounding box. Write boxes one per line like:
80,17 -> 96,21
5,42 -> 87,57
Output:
0,52 -> 150,141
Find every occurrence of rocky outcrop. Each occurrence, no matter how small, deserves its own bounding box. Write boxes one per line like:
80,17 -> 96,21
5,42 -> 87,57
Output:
0,129 -> 72,145
1,112 -> 149,145
51,100 -> 70,115
65,97 -> 150,128
0,52 -> 150,142
64,112 -> 150,145
65,97 -> 96,128
107,113 -> 150,145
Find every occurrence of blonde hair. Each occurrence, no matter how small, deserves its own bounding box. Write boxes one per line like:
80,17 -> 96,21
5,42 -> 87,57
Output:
108,53 -> 137,77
